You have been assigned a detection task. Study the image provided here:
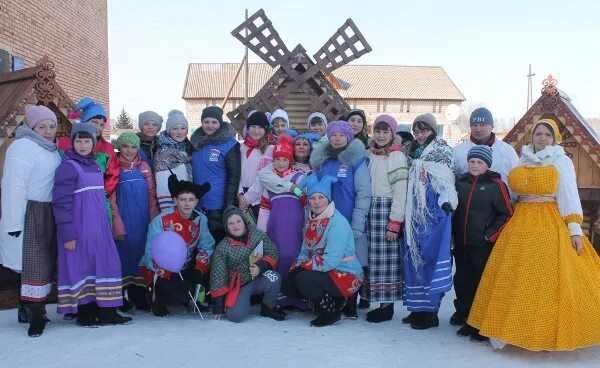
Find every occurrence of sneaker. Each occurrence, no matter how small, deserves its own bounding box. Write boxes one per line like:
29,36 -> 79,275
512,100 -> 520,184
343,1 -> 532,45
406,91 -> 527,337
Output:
366,303 -> 394,323
260,304 -> 288,321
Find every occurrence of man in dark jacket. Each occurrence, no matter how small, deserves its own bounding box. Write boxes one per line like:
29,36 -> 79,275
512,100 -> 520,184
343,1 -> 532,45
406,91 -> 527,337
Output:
452,145 -> 513,341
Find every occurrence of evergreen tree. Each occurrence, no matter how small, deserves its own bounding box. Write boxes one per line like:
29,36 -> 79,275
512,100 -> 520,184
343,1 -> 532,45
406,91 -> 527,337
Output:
116,107 -> 133,129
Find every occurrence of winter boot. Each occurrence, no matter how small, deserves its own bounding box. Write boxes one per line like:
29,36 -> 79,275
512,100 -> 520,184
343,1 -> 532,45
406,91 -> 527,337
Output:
411,311 -> 440,330
118,298 -> 134,314
260,304 -> 288,321
470,330 -> 487,342
401,312 -> 415,324
449,311 -> 464,326
457,323 -> 477,337
310,294 -> 344,327
25,302 -> 47,337
342,292 -> 358,320
366,303 -> 394,323
64,313 -> 77,320
151,302 -> 169,317
76,303 -> 100,328
98,307 -> 133,325
18,301 -> 29,323
129,285 -> 151,311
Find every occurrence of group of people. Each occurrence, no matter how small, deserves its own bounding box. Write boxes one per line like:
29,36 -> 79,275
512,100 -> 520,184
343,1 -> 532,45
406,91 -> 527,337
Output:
1,98 -> 599,353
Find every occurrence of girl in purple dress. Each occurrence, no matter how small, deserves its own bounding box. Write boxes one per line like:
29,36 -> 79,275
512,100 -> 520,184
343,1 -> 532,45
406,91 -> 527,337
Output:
53,123 -> 132,327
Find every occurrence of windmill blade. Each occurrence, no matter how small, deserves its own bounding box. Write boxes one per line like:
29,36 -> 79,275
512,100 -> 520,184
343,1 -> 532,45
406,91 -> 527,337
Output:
313,18 -> 372,75
231,8 -> 290,67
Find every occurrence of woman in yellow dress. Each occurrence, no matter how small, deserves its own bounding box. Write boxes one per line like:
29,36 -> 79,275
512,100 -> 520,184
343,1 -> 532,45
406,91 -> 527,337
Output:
468,118 -> 600,351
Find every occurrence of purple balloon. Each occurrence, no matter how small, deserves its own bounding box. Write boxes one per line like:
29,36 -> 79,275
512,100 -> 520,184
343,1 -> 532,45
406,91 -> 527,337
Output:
150,231 -> 187,272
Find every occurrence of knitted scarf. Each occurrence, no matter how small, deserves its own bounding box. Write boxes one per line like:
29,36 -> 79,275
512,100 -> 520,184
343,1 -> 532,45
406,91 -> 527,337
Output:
15,124 -> 57,152
244,136 -> 261,158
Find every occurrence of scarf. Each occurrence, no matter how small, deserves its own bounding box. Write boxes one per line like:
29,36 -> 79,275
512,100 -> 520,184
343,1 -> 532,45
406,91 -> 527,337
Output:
305,202 -> 336,248
470,132 -> 496,146
326,145 -> 346,157
244,136 -> 261,158
117,152 -> 142,171
519,144 -> 565,166
370,142 -> 401,156
408,135 -> 436,160
275,167 -> 293,178
153,130 -> 192,178
15,124 -> 57,152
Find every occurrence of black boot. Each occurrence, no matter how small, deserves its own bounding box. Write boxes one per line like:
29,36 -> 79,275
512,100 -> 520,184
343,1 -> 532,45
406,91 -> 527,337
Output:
366,303 -> 394,323
457,323 -> 477,337
260,304 -> 288,321
151,302 -> 169,317
401,312 -> 416,324
76,302 -> 100,328
342,292 -> 358,320
129,285 -> 151,311
310,294 -> 344,327
411,311 -> 440,330
25,302 -> 47,337
470,330 -> 487,342
18,301 -> 29,323
98,307 -> 133,325
358,267 -> 370,309
449,311 -> 464,326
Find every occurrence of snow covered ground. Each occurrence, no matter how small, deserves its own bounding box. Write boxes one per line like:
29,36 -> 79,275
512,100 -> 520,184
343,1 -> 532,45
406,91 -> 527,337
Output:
1,289 -> 598,368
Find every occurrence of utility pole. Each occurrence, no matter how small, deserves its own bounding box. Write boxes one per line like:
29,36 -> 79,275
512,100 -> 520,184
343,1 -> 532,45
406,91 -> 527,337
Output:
526,64 -> 536,110
244,8 -> 249,103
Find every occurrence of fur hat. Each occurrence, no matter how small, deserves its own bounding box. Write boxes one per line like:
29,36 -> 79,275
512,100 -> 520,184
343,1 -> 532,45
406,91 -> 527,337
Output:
307,112 -> 328,130
25,105 -> 57,129
138,111 -> 163,131
246,111 -> 270,131
467,145 -> 493,168
201,106 -> 223,125
273,134 -> 294,163
326,120 -> 354,143
73,97 -> 106,123
165,109 -> 188,132
70,122 -> 98,146
533,118 -> 562,143
116,131 -> 140,149
413,113 -> 438,133
167,172 -> 210,199
299,174 -> 338,202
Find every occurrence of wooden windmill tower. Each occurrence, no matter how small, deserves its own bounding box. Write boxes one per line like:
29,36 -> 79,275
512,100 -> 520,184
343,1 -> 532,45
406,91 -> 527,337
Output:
226,9 -> 372,131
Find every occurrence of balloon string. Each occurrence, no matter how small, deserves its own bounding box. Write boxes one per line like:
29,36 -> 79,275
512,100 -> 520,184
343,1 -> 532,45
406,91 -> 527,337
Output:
179,272 -> 204,319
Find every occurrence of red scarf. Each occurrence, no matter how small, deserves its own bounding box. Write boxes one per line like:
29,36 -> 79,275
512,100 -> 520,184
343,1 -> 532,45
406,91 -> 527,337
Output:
274,167 -> 293,178
370,144 -> 402,156
244,136 -> 261,158
470,132 -> 496,147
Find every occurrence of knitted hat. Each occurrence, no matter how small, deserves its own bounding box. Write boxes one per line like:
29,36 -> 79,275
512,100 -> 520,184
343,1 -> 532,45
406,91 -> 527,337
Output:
116,131 -> 140,149
73,97 -> 106,123
326,120 -> 354,143
201,106 -> 223,125
533,118 -> 562,143
299,174 -> 338,202
165,109 -> 188,132
246,111 -> 269,131
467,145 -> 493,168
138,111 -> 163,131
70,122 -> 98,146
167,172 -> 210,199
222,205 -> 246,227
373,114 -> 398,134
470,107 -> 494,126
25,105 -> 57,129
270,109 -> 289,129
273,134 -> 294,162
307,112 -> 328,129
345,109 -> 367,129
413,113 -> 438,133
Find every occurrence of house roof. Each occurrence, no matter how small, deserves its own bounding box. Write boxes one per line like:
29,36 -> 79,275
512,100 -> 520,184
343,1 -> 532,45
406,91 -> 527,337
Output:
183,63 -> 465,101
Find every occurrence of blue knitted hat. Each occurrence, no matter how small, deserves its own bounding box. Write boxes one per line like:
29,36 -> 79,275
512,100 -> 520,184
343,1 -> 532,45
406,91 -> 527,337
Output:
299,174 -> 338,202
74,97 -> 106,123
467,145 -> 493,167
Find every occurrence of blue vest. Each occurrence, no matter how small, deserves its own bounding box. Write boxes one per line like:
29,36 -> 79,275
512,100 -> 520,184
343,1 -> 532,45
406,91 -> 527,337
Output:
192,138 -> 237,211
316,157 -> 365,223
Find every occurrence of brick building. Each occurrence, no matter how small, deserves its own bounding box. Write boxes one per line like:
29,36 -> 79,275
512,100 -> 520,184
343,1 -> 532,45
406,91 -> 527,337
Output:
183,63 -> 466,143
0,0 -> 109,112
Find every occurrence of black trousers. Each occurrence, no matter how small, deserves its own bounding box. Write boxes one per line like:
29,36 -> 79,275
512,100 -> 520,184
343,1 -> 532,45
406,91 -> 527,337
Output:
205,209 -> 226,244
154,267 -> 209,306
285,269 -> 343,301
453,245 -> 493,320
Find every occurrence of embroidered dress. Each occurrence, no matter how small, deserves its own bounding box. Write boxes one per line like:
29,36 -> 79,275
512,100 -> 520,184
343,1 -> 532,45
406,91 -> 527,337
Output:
54,151 -> 123,314
468,144 -> 600,351
402,138 -> 456,312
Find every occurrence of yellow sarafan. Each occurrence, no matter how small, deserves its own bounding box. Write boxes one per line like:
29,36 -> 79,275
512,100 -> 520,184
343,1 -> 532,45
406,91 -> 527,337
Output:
468,165 -> 600,351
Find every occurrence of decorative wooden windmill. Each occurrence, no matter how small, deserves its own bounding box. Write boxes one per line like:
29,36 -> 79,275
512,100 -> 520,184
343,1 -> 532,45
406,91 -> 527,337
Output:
226,9 -> 372,131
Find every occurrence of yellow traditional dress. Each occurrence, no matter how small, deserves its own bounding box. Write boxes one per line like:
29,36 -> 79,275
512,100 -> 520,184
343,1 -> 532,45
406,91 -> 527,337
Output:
468,144 -> 600,351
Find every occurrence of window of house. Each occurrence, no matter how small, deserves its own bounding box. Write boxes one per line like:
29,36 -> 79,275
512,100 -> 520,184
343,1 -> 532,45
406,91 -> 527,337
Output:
437,124 -> 445,137
406,101 -> 411,113
383,100 -> 387,112
377,100 -> 381,113
400,100 -> 404,112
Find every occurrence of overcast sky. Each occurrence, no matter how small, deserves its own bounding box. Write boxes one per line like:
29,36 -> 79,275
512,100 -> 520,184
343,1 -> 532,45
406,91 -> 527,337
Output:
108,0 -> 599,124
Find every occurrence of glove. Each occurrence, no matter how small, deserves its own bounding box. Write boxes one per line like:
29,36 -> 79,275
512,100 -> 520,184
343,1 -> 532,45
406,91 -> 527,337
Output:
441,202 -> 453,214
8,231 -> 21,238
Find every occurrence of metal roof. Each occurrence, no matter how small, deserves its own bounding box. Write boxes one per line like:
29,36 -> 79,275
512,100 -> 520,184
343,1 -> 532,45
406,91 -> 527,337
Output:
183,63 -> 465,101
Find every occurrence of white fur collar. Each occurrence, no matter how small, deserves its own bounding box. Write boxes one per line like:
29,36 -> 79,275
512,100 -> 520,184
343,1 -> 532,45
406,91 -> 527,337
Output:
520,144 -> 565,166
